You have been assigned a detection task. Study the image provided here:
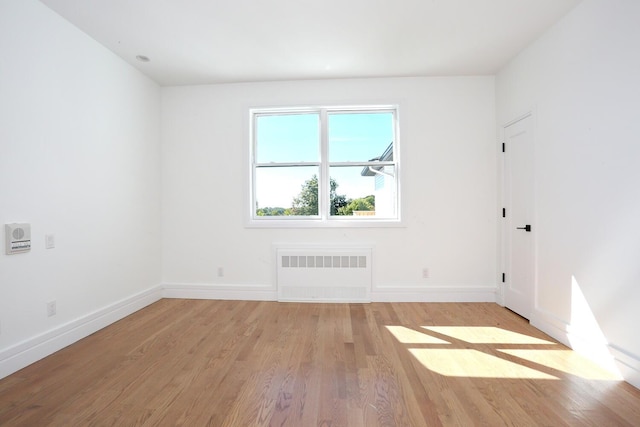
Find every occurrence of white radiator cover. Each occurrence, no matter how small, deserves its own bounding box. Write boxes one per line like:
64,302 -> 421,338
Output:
276,246 -> 372,302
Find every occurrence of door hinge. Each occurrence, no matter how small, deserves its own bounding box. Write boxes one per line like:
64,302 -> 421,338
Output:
502,273 -> 506,283
502,208 -> 506,218
502,142 -> 505,152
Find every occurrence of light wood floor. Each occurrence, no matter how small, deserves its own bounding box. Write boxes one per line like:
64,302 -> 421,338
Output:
1,300 -> 640,426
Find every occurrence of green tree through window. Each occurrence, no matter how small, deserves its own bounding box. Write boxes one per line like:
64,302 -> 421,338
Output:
289,175 -> 352,216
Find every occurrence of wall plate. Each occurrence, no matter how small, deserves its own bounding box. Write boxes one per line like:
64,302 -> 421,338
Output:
5,223 -> 31,254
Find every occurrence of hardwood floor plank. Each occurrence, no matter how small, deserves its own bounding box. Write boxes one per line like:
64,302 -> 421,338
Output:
1,300 -> 640,426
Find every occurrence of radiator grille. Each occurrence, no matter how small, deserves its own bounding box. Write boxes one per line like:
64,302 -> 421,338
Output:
276,247 -> 372,302
281,255 -> 367,269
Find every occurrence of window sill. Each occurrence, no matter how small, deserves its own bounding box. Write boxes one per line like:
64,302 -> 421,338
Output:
245,218 -> 405,229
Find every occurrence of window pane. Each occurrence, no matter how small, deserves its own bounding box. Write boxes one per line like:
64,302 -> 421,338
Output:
328,112 -> 394,162
329,166 -> 396,217
256,113 -> 319,163
255,166 -> 319,216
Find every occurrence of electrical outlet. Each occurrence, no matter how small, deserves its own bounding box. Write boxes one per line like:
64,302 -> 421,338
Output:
45,234 -> 55,249
422,268 -> 430,279
47,300 -> 57,317
217,267 -> 224,277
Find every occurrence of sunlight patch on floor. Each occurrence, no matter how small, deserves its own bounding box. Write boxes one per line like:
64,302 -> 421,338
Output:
409,349 -> 558,379
386,324 -> 618,380
385,326 -> 450,344
421,326 -> 555,345
498,349 -> 620,380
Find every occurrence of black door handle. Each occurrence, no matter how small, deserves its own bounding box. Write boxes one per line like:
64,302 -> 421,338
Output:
516,224 -> 532,232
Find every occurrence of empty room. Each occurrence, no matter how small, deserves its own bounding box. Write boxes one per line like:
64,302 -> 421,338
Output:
1,0 -> 640,425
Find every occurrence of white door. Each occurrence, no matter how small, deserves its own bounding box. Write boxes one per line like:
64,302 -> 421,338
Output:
504,115 -> 535,319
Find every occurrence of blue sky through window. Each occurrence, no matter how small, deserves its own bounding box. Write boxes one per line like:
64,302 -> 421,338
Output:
328,112 -> 393,162
256,113 -> 319,163
255,110 -> 394,209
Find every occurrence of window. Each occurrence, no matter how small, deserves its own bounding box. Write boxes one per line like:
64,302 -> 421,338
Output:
249,105 -> 400,226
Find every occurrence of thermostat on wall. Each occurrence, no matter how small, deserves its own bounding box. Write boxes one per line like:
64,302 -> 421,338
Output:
5,223 -> 31,255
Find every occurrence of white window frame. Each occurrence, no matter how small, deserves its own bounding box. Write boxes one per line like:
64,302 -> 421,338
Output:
247,105 -> 403,228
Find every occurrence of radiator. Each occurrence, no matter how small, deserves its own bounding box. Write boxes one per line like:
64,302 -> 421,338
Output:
276,246 -> 372,302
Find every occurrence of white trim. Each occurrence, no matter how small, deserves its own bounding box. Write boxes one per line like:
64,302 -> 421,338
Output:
0,286 -> 162,380
500,112 -> 537,319
246,218 -> 405,228
498,109 -> 535,309
497,125 -> 506,307
529,309 -> 574,348
272,241 -> 377,251
531,309 -> 624,378
372,285 -> 498,302
609,345 -> 640,390
247,105 -> 402,227
161,281 -> 497,304
502,111 -> 532,129
162,283 -> 277,301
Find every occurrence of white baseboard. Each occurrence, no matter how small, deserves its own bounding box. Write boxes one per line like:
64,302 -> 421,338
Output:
530,309 -> 573,347
162,282 -> 497,303
0,286 -> 162,380
609,344 -> 640,390
372,285 -> 498,302
161,282 -> 277,301
531,309 -> 640,386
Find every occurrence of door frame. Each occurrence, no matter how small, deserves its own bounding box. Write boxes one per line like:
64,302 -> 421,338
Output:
498,111 -> 537,317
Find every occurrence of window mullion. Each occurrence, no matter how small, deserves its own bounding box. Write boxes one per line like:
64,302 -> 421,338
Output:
328,161 -> 396,167
255,162 -> 320,167
319,109 -> 329,220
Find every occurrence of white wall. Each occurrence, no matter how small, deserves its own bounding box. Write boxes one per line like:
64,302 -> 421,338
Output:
496,0 -> 640,386
161,77 -> 497,301
0,0 -> 162,377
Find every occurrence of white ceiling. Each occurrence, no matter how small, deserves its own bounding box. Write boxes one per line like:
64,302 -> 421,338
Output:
39,0 -> 581,87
